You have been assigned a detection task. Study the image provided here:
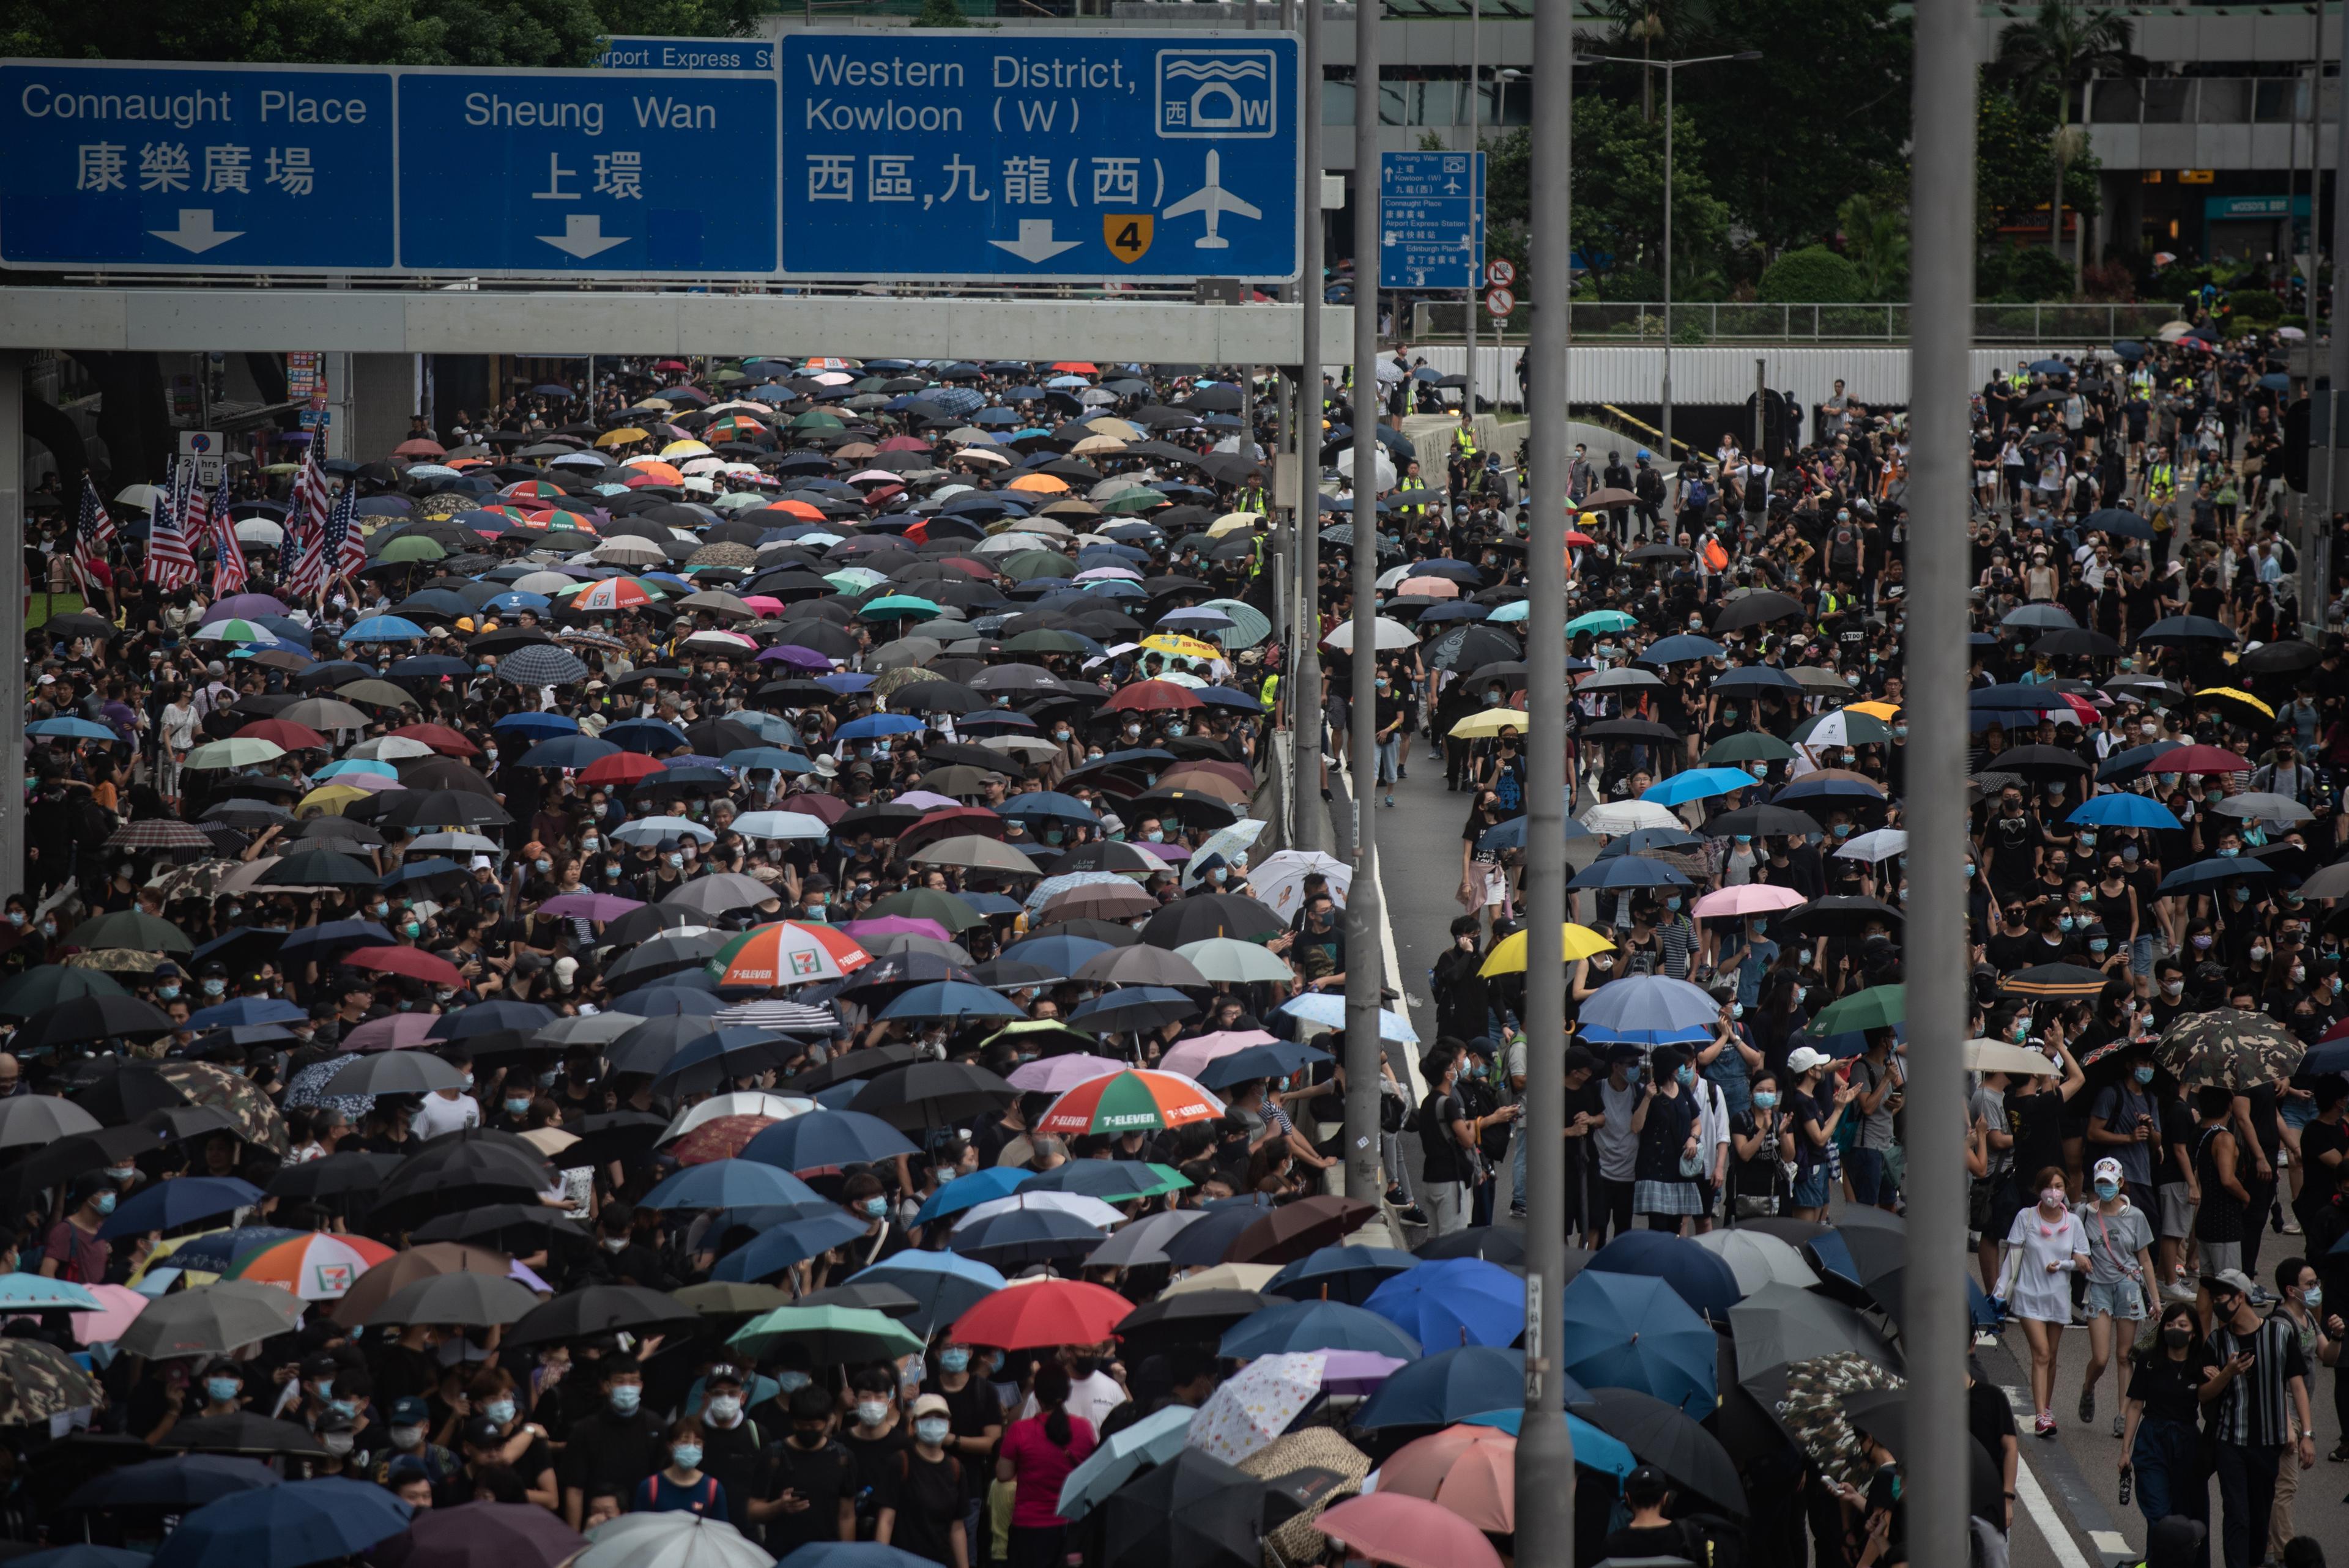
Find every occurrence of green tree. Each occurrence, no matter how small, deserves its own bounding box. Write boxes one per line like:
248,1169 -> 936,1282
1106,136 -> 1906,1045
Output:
1758,245 -> 1862,302
0,0 -> 762,66
910,0 -> 971,27
1992,0 -> 2135,261
1483,95 -> 1727,300
1836,194 -> 1909,300
1976,75 -> 2102,253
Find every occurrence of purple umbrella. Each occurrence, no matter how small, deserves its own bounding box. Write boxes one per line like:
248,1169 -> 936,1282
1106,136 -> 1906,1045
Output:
757,644 -> 833,670
340,1013 -> 438,1053
838,915 -> 952,942
204,594 -> 291,623
1320,1350 -> 1410,1396
537,893 -> 645,922
1007,1053 -> 1128,1093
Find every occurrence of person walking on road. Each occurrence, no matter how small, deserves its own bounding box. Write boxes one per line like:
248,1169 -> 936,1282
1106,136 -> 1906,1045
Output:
2118,1301 -> 2216,1546
2076,1156 -> 2158,1436
2199,1267 -> 2315,1568
2001,1164 -> 2091,1438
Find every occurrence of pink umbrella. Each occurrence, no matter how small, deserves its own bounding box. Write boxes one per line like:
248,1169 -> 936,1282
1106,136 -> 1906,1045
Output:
741,596 -> 784,616
538,892 -> 645,922
340,1013 -> 438,1053
1397,576 -> 1461,599
837,915 -> 951,942
1315,1493 -> 1505,1568
892,790 -> 961,811
1008,1053 -> 1129,1093
1319,1350 -> 1409,1395
71,1284 -> 148,1345
1158,1030 -> 1280,1080
327,772 -> 404,793
1688,884 -> 1807,919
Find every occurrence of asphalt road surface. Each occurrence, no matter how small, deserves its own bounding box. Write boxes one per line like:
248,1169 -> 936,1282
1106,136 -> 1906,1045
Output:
1323,733 -> 2349,1568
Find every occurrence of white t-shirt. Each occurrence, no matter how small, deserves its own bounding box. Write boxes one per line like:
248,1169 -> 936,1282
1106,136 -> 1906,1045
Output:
411,1091 -> 481,1141
1016,1369 -> 1127,1430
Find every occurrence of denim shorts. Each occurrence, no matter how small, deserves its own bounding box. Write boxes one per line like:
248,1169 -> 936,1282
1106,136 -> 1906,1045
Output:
2131,934 -> 2156,977
2086,1278 -> 2147,1320
1792,1166 -> 1831,1208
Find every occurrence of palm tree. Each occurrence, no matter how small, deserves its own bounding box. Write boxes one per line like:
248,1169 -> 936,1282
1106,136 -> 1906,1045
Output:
1838,195 -> 1910,301
1994,0 -> 2137,270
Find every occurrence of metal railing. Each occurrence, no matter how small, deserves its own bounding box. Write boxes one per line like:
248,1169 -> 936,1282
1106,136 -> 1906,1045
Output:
1413,298 -> 2206,344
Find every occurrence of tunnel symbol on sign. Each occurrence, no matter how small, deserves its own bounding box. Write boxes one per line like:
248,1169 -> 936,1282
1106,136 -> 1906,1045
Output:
1156,50 -> 1278,139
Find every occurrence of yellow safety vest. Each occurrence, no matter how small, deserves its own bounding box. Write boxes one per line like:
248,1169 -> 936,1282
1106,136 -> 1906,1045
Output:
1455,427 -> 1479,458
2148,460 -> 2175,496
2008,371 -> 2030,391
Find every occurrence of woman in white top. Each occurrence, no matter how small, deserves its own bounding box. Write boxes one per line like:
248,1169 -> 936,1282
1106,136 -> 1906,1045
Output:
158,684 -> 200,809
2002,1163 -> 2092,1438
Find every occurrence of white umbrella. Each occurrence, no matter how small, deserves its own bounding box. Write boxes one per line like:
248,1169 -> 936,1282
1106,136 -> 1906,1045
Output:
1579,799 -> 1680,835
1374,358 -> 1409,383
1691,1228 -> 1820,1296
1962,1038 -> 2061,1076
1794,710 -> 1876,747
1189,1354 -> 1328,1463
409,831 -> 502,856
1321,616 -> 1418,653
2213,792 -> 2313,825
1250,849 -> 1354,918
661,1092 -> 820,1144
577,1514 -> 773,1568
951,1191 -> 1124,1232
233,519 -> 285,548
1834,829 -> 1909,864
1276,991 -> 1419,1044
344,736 -> 437,761
732,811 -> 831,841
1174,937 -> 1296,985
1333,445 -> 1398,493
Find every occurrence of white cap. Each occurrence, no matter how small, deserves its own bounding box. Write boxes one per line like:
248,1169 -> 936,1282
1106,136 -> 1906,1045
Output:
2092,1156 -> 2125,1184
1784,1045 -> 1833,1076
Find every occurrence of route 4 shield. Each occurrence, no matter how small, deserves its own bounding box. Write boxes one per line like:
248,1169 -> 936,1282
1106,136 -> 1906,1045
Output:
1103,213 -> 1154,264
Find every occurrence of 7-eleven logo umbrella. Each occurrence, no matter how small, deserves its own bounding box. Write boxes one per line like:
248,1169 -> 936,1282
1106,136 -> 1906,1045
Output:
1037,1069 -> 1224,1136
708,921 -> 871,986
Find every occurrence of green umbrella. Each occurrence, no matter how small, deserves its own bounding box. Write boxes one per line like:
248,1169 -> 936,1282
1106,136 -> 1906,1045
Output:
0,965 -> 129,1020
65,909 -> 194,954
376,535 -> 447,563
866,889 -> 988,932
1701,732 -> 1795,765
1101,489 -> 1170,516
1808,983 -> 1904,1036
727,1304 -> 925,1363
1201,598 -> 1271,649
862,595 -> 943,621
674,1281 -> 792,1317
790,410 -> 846,430
198,618 -> 278,645
1566,610 -> 1639,635
182,736 -> 284,770
1000,550 -> 1077,581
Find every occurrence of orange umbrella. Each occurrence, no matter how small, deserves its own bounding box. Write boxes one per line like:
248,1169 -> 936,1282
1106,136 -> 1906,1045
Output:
1007,473 -> 1069,494
624,460 -> 685,485
1397,575 -> 1461,599
1376,1424 -> 1518,1532
1314,1493 -> 1505,1568
767,500 -> 826,521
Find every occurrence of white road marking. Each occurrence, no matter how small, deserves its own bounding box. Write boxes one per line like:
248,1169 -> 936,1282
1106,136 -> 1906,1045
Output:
2015,1451 -> 2097,1568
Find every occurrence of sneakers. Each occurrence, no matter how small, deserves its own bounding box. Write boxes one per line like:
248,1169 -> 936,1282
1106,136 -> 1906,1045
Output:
2035,1410 -> 2057,1438
2112,1413 -> 2126,1440
1383,794 -> 1395,807
1385,1185 -> 1408,1208
1510,1202 -> 1528,1219
2079,1388 -> 2095,1426
1398,1205 -> 1430,1227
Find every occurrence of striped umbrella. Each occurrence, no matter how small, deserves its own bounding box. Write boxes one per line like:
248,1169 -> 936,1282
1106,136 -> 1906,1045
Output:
1036,1070 -> 1223,1137
223,1231 -> 396,1300
494,644 -> 591,687
707,922 -> 869,986
573,577 -> 660,612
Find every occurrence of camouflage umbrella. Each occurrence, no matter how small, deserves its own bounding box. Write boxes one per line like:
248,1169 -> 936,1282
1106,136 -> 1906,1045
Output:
151,859 -> 242,904
2155,1007 -> 2305,1090
62,949 -> 169,973
0,1337 -> 101,1425
1773,1351 -> 1903,1492
281,1057 -> 376,1119
152,1059 -> 291,1155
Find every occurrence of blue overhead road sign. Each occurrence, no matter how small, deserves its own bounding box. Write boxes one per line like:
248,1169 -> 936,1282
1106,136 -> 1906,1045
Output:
397,70 -> 777,275
1379,150 -> 1483,290
0,61 -> 396,272
781,31 -> 1300,282
597,37 -> 776,72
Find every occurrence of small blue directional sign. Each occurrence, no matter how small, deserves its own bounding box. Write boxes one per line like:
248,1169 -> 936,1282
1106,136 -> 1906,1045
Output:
597,37 -> 776,73
1379,150 -> 1483,290
396,68 -> 776,275
781,30 -> 1300,281
0,61 -> 396,272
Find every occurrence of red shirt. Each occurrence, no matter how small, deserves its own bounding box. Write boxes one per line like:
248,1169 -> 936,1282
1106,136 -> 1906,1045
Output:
999,1411 -> 1097,1528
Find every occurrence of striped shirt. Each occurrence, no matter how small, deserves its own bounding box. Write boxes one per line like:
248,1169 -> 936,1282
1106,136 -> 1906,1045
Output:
2204,1315 -> 2308,1447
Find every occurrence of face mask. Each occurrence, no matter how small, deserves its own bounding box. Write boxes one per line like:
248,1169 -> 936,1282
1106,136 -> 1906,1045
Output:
2162,979 -> 2184,997
2093,1181 -> 2119,1202
92,1191 -> 116,1216
329,1398 -> 360,1420
1798,949 -> 1813,966
373,903 -> 390,919
157,984 -> 180,1001
581,838 -> 599,854
609,1385 -> 642,1415
1752,1092 -> 1778,1111
202,979 -> 225,998
505,1097 -> 532,1117
207,1377 -> 242,1404
777,1371 -> 812,1394
2251,945 -> 2268,964
855,1400 -> 889,1427
2131,1063 -> 2156,1086
862,1197 -> 889,1219
1665,897 -> 1682,912
667,854 -> 684,869
940,1348 -> 971,1374
706,1395 -> 742,1424
2191,934 -> 2214,950
2307,1287 -> 2325,1310
671,1444 -> 702,1471
484,1398 -> 515,1425
2057,915 -> 2075,933
390,1424 -> 425,1449
2162,1326 -> 2192,1349
2040,1186 -> 2066,1208
2088,939 -> 2108,953
1675,1065 -> 1694,1086
602,1237 -> 628,1254
403,922 -> 421,939
607,866 -> 622,879
323,1433 -> 355,1458
2293,966 -> 2307,984
914,1416 -> 952,1446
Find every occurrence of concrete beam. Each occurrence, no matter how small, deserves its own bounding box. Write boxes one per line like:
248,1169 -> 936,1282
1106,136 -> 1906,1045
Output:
0,289 -> 1351,364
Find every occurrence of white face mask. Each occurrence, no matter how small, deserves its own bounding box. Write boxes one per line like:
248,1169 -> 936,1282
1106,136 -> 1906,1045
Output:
706,1394 -> 743,1424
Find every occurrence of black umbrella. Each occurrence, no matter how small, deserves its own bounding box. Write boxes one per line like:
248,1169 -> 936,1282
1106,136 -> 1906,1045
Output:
68,1061 -> 195,1123
20,995 -> 175,1050
1102,1448 -> 1321,1568
789,1041 -> 922,1092
1411,1226 -> 1528,1266
1711,591 -> 1805,632
846,1061 -> 1016,1131
1987,745 -> 2091,777
1138,895 -> 1283,947
154,1413 -> 330,1459
1113,1289 -> 1267,1352
1579,1386 -> 1746,1516
369,1270 -> 544,1328
503,1285 -> 698,1348
373,1137 -> 553,1223
1772,896 -> 1905,938
265,1152 -> 403,1200
410,1203 -> 592,1251
1701,804 -> 1819,840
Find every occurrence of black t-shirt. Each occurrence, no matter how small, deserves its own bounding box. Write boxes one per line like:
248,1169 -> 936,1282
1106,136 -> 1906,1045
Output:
558,1407 -> 665,1506
2126,1345 -> 2218,1427
1421,1090 -> 1465,1185
880,1449 -> 965,1566
2298,1115 -> 2347,1213
698,1417 -> 766,1533
762,1438 -> 858,1555
2159,1098 -> 2200,1186
1729,1108 -> 1787,1197
919,1375 -> 1001,1503
842,1426 -> 911,1535
2005,1087 -> 2067,1185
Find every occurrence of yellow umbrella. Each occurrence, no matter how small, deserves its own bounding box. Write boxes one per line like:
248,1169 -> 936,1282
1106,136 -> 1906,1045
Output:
1479,923 -> 1617,977
1140,634 -> 1221,660
595,427 -> 649,448
1208,512 -> 1261,537
1070,435 -> 1129,457
1083,415 -> 1143,440
659,438 -> 713,460
1847,700 -> 1902,721
297,784 -> 371,816
1007,472 -> 1068,494
2194,686 -> 2274,720
130,1226 -> 231,1286
1450,709 -> 1533,739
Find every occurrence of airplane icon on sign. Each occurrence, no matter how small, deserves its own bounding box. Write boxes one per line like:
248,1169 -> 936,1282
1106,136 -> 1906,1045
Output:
1162,150 -> 1259,250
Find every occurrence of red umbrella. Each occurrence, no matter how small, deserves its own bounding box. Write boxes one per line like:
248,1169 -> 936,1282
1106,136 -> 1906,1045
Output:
1103,680 -> 1204,713
668,1114 -> 777,1165
878,435 -> 929,453
2161,745 -> 2251,775
388,722 -> 479,757
950,1279 -> 1133,1350
394,438 -> 445,459
234,719 -> 330,751
782,791 -> 849,825
899,806 -> 1006,852
581,753 -> 666,786
377,1500 -> 584,1568
342,947 -> 465,988
1315,1493 -> 1506,1568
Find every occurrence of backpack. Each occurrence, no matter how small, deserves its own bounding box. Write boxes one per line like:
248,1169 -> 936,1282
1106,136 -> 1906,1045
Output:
1493,761 -> 1523,812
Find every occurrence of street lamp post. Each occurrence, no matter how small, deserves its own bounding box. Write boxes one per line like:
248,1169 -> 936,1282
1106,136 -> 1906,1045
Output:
1574,50 -> 1757,462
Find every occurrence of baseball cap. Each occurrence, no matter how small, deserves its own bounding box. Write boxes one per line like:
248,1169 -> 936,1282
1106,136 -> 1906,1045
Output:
2203,1267 -> 2257,1301
910,1393 -> 951,1420
460,1414 -> 504,1449
1784,1045 -> 1833,1076
2091,1156 -> 2124,1185
390,1396 -> 429,1425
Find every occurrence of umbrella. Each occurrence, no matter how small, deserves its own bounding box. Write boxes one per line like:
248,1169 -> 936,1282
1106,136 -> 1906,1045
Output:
1378,1422 -> 1520,1531
0,1338 -> 100,1423
1690,1228 -> 1820,1296
1356,1345 -> 1555,1429
97,1175 -> 264,1239
576,1514 -> 770,1568
1101,1447 -> 1321,1568
850,1251 -> 1006,1339
380,1501 -> 586,1568
117,1281 -> 305,1358
729,1304 -> 926,1363
1555,1268 -> 1716,1412
1313,1493 -> 1505,1568
949,1278 -> 1131,1349
1576,974 -> 1720,1045
1577,1385 -> 1748,1515
154,1412 -> 330,1459
505,1284 -> 697,1348
330,1242 -> 515,1326
370,1270 -> 543,1328
1186,1350 -> 1327,1462
1057,1403 -> 1193,1520
2155,1007 -> 2304,1089
64,1453 -> 279,1510
1220,1298 -> 1420,1359
1362,1257 -> 1525,1348
150,1478 -> 411,1568
1267,1244 -> 1420,1306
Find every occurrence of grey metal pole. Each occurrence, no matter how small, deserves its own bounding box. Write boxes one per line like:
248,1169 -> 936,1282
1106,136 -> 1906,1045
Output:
1291,0 -> 1327,855
2323,0 -> 2349,631
1515,0 -> 1575,1551
1904,9 -> 1975,1568
0,353 -> 24,905
1463,0 -> 1480,443
1342,0 -> 1387,1207
1661,62 -> 1674,463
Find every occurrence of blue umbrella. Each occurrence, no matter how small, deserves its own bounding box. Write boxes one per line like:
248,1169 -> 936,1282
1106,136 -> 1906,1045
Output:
2138,615 -> 2237,645
1191,1041 -> 1332,1092
1477,805 -> 1598,852
948,1207 -> 1107,1266
999,791 -> 1101,824
1218,1298 -> 1422,1359
2158,856 -> 2283,893
519,734 -> 619,768
1576,975 -> 1720,1046
1967,683 -> 2074,712
1555,1268 -> 1717,1413
911,1165 -> 1032,1227
851,1249 -> 1007,1338
152,1477 -> 410,1568
602,717 -> 691,754
491,711 -> 579,739
878,983 -> 1026,1022
641,1159 -> 822,1211
26,717 -> 117,741
1638,634 -> 1727,665
741,1110 -> 919,1174
1067,986 -> 1202,1032
837,713 -> 926,741
1566,856 -> 1693,890
381,858 -> 465,887
1459,1408 -> 1637,1476
1053,1403 -> 1193,1521
1157,1204 -> 1268,1270
998,933 -> 1113,974
2097,740 -> 2184,783
12,1550 -> 154,1568
147,1226 -> 304,1274
187,996 -> 306,1030
0,1273 -> 100,1311
1267,1244 -> 1420,1306
2068,794 -> 2181,829
98,1176 -> 265,1240
64,1452 -> 279,1510
1641,769 -> 1759,807
2083,508 -> 2155,541
1022,1160 -> 1187,1202
710,1204 -> 873,1283
723,746 -> 818,775
340,615 -> 428,643
1356,1345 -> 1570,1428
275,919 -> 392,960
1587,1230 -> 1742,1322
1362,1257 -> 1526,1348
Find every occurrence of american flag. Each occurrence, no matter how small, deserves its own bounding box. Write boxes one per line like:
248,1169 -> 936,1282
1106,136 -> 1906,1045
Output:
69,476 -> 113,588
207,468 -> 247,594
283,445 -> 330,597
323,478 -> 363,588
144,458 -> 199,590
